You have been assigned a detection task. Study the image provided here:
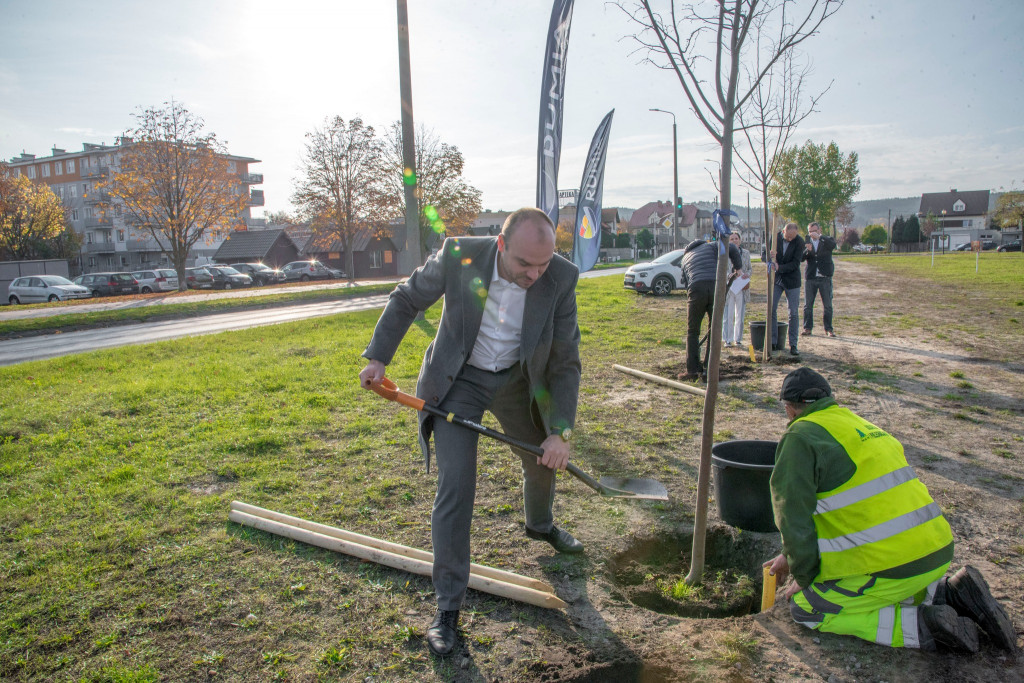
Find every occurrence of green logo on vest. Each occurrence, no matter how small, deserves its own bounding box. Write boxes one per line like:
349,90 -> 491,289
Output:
856,428 -> 867,439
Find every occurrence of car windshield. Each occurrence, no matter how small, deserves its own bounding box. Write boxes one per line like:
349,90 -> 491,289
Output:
216,267 -> 241,275
39,276 -> 74,286
251,264 -> 272,271
651,249 -> 686,264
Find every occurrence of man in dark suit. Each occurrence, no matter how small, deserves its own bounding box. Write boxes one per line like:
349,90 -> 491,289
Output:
359,207 -> 582,657
801,221 -> 837,337
769,222 -> 805,355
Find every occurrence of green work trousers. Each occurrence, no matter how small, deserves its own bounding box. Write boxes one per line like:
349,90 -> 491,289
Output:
790,562 -> 949,648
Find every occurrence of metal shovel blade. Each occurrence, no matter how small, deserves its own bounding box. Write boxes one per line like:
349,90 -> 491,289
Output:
597,476 -> 669,501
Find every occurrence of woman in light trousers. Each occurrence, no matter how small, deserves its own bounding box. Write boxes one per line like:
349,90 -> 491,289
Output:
723,232 -> 752,346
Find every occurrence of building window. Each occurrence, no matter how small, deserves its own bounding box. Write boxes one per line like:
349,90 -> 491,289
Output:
70,184 -> 77,198
82,184 -> 88,195
370,251 -> 382,268
27,166 -> 36,179
118,230 -> 125,242
88,257 -> 96,268
41,164 -> 50,178
86,232 -> 93,244
228,161 -> 237,173
57,186 -> 64,200
72,209 -> 80,221
54,161 -> 62,175
85,208 -> 93,218
121,256 -> 128,267
67,159 -> 75,173
953,199 -> 966,212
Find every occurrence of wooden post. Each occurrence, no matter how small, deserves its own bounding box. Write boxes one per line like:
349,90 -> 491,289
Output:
612,364 -> 707,397
230,501 -> 554,594
229,509 -> 567,610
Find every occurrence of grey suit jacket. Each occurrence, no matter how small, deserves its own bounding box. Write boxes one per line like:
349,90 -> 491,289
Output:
363,236 -> 582,469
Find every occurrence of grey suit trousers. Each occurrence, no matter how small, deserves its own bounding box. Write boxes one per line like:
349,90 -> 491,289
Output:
431,363 -> 555,610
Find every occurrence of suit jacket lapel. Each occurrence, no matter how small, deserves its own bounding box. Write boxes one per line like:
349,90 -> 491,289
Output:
461,238 -> 499,351
520,270 -> 554,363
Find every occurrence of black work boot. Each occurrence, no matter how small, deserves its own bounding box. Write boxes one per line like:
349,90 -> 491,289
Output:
919,604 -> 980,653
943,566 -> 1017,651
426,609 -> 459,657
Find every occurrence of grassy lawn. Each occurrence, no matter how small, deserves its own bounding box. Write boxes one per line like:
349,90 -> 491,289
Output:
0,275 -> 702,681
0,283 -> 397,339
2,257 -> 1021,680
842,250 -> 1024,298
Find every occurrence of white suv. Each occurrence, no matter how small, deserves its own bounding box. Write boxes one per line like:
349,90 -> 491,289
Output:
132,269 -> 179,293
623,248 -> 686,296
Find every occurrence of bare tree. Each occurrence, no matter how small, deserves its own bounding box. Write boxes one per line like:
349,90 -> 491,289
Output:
104,102 -> 248,289
618,0 -> 843,585
292,117 -> 392,282
735,49 -> 829,360
381,123 -> 482,262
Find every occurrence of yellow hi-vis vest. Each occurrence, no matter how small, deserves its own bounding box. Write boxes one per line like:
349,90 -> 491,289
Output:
795,406 -> 953,581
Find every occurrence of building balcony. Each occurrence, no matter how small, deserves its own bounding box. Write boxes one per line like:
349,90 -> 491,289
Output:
248,189 -> 265,207
126,237 -> 164,252
241,172 -> 263,184
81,166 -> 109,179
82,191 -> 111,205
82,242 -> 116,254
85,217 -> 114,228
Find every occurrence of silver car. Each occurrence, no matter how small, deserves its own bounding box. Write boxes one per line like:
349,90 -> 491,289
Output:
132,268 -> 179,294
7,275 -> 91,304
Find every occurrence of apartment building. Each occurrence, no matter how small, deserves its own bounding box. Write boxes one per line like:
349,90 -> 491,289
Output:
6,142 -> 263,274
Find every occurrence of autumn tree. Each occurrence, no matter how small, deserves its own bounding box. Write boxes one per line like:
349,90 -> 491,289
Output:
555,219 -> 574,255
769,140 -> 860,234
839,226 -> 860,250
264,210 -> 296,226
104,101 -> 248,290
0,166 -> 70,260
382,123 -> 482,262
993,190 -> 1024,229
835,202 -> 854,231
293,116 -> 391,282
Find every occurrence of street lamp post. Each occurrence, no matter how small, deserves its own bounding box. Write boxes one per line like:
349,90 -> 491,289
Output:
650,108 -> 678,250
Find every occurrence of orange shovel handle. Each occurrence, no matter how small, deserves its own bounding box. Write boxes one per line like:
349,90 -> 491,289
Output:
366,377 -> 425,411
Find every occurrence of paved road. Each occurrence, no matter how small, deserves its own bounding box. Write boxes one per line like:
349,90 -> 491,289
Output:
0,267 -> 627,367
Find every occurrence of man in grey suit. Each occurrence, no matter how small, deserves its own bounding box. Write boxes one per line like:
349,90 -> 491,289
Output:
359,207 -> 582,657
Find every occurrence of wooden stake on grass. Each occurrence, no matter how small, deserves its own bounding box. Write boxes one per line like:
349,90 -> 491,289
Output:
230,501 -> 554,594
229,509 -> 567,610
612,364 -> 707,397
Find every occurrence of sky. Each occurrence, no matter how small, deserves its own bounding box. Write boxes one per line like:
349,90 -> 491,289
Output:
2,0 -> 1023,218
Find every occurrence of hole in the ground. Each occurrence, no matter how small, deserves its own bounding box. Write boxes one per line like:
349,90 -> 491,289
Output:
606,525 -> 780,619
556,661 -> 674,683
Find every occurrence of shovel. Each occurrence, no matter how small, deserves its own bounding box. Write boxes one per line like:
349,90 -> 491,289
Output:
367,378 -> 668,501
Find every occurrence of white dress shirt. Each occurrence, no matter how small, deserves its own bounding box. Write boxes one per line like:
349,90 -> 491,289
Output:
467,253 -> 526,372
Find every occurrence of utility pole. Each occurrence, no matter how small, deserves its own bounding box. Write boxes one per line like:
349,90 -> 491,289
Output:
650,109 -> 678,249
396,0 -> 420,276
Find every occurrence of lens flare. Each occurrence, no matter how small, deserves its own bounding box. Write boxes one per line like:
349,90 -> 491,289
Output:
403,168 -> 416,186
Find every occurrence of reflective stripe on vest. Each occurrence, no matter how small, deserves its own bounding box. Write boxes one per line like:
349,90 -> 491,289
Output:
794,406 -> 953,580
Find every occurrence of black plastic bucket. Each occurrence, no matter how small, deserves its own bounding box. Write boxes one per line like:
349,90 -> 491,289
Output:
748,322 -> 788,352
711,440 -> 779,533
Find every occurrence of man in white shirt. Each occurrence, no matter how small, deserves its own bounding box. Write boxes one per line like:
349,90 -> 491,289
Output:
360,207 -> 582,657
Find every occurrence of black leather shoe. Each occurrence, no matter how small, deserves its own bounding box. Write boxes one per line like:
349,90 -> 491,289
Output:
426,609 -> 459,657
789,346 -> 800,357
526,525 -> 584,554
944,566 -> 1017,651
919,604 -> 980,653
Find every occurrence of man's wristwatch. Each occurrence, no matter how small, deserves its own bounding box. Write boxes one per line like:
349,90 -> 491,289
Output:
551,427 -> 573,442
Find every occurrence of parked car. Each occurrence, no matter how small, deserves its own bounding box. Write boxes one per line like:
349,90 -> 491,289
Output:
7,275 -> 91,304
326,266 -> 346,279
206,265 -> 253,289
623,248 -> 686,296
952,242 -> 972,252
997,240 -> 1021,252
980,240 -> 998,251
229,262 -> 286,286
281,260 -> 335,282
72,272 -> 140,297
132,268 -> 179,293
184,267 -> 215,290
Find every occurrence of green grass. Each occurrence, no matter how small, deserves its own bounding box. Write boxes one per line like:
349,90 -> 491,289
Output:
0,282 -> 397,338
859,251 -> 1024,296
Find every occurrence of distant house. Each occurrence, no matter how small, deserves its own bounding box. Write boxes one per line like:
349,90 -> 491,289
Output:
626,200 -> 703,252
212,229 -> 300,268
470,210 -> 511,236
918,190 -> 992,249
301,227 -> 401,279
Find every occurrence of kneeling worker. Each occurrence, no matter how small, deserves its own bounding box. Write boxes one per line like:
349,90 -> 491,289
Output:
764,367 -> 1017,653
